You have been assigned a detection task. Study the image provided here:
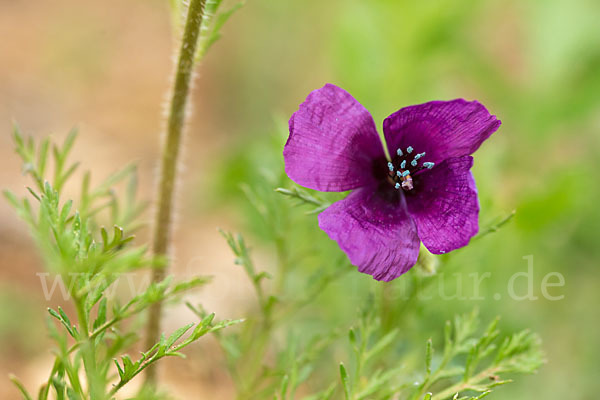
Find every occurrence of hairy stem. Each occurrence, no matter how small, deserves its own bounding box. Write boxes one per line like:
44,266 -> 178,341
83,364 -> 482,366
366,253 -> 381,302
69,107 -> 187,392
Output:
144,0 -> 206,385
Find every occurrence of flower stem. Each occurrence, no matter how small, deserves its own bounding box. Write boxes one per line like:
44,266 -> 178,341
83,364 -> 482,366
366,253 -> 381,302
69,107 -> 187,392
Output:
144,0 -> 206,385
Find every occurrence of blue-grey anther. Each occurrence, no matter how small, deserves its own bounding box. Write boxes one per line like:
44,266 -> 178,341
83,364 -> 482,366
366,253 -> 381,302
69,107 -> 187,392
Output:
414,152 -> 425,160
423,162 -> 435,169
400,160 -> 406,169
388,162 -> 394,171
402,170 -> 410,177
396,148 -> 403,156
411,159 -> 418,167
396,171 -> 402,177
407,146 -> 414,154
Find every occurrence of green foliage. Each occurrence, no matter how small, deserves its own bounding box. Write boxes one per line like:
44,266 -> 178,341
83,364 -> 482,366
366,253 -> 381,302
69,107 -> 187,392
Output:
109,313 -> 240,396
215,227 -> 545,400
196,0 -> 246,61
274,187 -> 331,215
4,130 -> 235,399
278,310 -> 542,400
219,230 -> 276,318
167,0 -> 246,62
8,375 -> 33,400
205,123 -> 544,400
5,3 -> 248,398
412,311 -> 544,400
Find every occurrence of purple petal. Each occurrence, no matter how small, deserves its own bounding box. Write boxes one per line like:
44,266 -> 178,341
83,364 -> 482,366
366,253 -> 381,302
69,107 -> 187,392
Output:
406,156 -> 479,254
318,186 -> 420,281
383,99 -> 501,165
284,84 -> 384,192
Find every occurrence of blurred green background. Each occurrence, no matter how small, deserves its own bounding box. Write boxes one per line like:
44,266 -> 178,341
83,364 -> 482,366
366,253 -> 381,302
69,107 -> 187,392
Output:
1,0 -> 598,398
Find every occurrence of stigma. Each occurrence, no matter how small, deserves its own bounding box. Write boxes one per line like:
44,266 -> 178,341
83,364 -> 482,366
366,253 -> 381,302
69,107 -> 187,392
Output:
387,146 -> 435,192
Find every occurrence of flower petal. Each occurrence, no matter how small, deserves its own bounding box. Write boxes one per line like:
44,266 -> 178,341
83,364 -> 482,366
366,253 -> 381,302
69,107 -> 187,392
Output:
284,84 -> 385,192
406,156 -> 479,254
383,99 -> 501,165
318,186 -> 420,281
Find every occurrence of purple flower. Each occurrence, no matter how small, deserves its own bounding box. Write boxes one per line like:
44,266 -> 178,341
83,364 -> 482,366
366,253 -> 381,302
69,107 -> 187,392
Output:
283,84 -> 501,281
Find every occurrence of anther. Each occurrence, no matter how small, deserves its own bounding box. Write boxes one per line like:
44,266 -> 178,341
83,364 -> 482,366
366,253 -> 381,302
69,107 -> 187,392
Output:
414,152 -> 425,160
396,171 -> 402,177
396,148 -> 403,156
395,182 -> 401,190
402,170 -> 410,177
407,146 -> 414,154
423,162 -> 435,169
411,159 -> 418,167
400,160 -> 406,169
388,162 -> 394,171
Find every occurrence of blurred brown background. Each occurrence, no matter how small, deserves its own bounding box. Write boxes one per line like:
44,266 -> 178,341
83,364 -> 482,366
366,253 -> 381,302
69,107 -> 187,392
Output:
0,1 -> 250,397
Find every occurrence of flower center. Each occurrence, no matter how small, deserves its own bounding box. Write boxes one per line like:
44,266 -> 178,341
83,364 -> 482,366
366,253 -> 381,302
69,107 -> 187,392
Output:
386,146 -> 435,191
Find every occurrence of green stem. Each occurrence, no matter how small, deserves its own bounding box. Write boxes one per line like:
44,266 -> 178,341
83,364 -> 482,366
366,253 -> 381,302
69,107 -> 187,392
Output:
472,210 -> 516,241
144,0 -> 207,386
109,356 -> 158,397
274,235 -> 287,293
430,367 -> 499,400
75,298 -> 101,399
379,283 -> 394,333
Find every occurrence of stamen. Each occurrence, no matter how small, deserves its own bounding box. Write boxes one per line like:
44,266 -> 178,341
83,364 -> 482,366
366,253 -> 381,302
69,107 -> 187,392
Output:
386,146 -> 434,192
